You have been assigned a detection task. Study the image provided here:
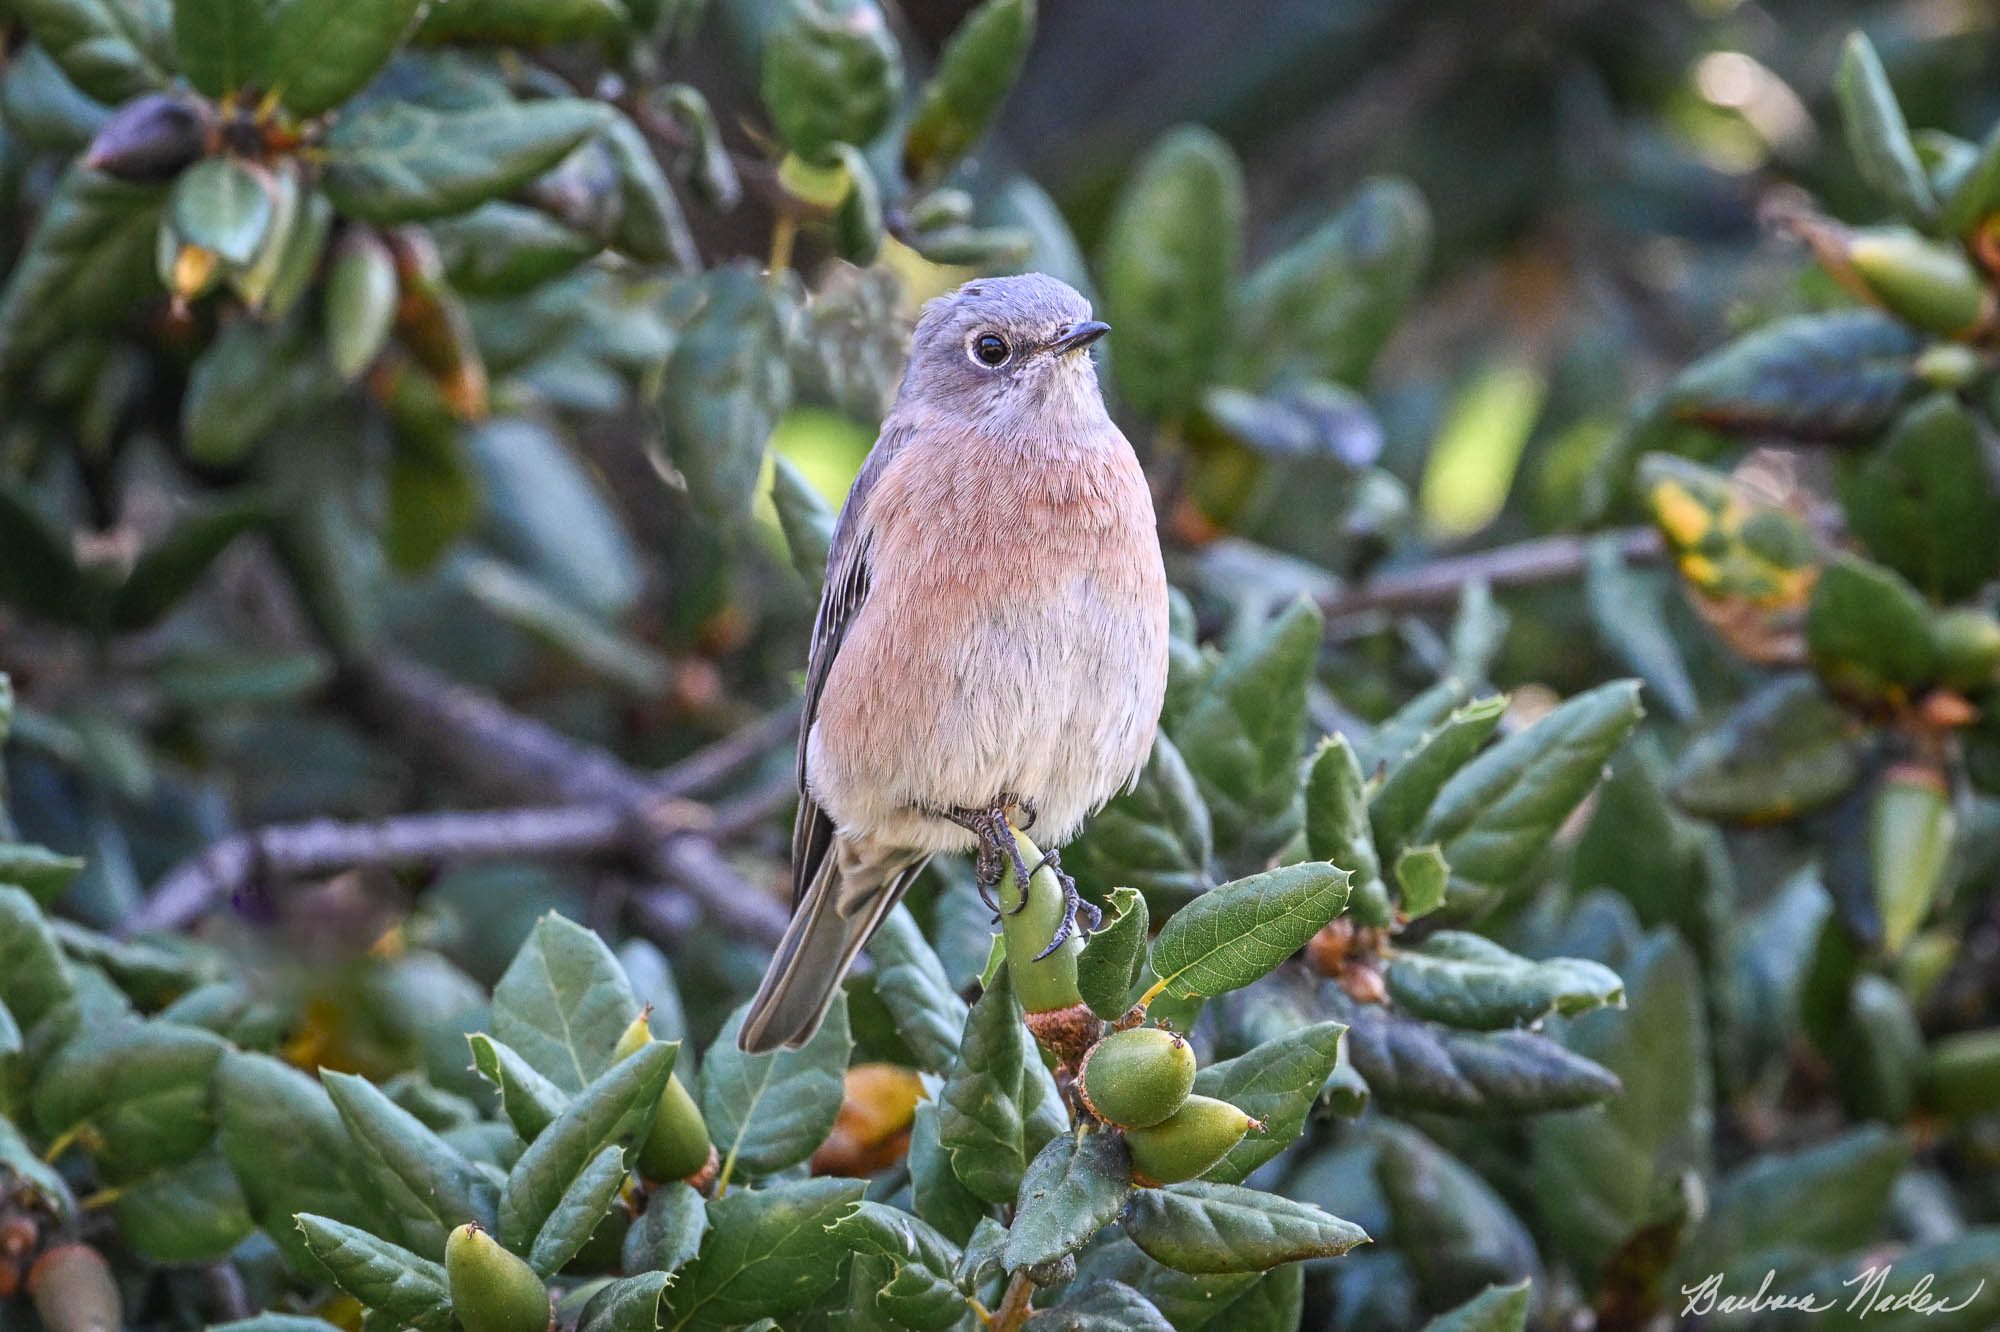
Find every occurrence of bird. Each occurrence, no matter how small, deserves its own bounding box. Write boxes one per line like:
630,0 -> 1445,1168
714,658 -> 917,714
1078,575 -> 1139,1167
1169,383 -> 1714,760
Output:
739,273 -> 1171,1053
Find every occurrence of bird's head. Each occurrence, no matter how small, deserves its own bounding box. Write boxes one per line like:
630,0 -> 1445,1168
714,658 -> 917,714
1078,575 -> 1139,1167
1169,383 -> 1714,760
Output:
897,273 -> 1113,441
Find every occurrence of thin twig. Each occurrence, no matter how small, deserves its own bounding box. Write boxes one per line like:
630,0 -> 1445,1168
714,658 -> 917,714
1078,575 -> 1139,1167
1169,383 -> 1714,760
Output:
1319,526 -> 1663,626
653,702 -> 800,798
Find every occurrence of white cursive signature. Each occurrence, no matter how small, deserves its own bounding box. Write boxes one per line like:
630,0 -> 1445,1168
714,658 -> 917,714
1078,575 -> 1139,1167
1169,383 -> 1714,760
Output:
1679,1266 -> 1987,1319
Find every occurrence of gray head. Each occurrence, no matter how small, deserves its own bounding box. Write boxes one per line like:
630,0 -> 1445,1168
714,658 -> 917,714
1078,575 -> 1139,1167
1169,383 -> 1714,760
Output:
894,274 -> 1112,439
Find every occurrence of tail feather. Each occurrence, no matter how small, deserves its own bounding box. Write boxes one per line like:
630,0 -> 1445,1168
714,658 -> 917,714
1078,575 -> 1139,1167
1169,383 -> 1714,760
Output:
739,855 -> 924,1053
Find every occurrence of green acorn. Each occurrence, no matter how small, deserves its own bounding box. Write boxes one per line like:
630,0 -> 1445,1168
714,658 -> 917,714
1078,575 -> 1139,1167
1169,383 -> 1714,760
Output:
998,827 -> 1086,1016
1078,1027 -> 1197,1130
636,1072 -> 714,1184
1872,762 -> 1956,957
1914,341 -> 1984,390
445,1223 -> 550,1332
1123,1094 -> 1262,1187
1932,607 -> 2000,692
611,1008 -> 654,1062
326,229 -> 399,384
1848,227 -> 1990,335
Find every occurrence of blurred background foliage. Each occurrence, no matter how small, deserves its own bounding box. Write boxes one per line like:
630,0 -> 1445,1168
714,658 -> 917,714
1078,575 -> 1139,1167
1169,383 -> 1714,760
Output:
4,0 -> 2000,1327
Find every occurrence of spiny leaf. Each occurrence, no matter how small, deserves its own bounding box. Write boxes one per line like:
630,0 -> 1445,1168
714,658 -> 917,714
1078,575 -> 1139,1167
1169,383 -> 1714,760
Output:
499,1042 -> 675,1250
1005,1130 -> 1132,1271
1077,887 -> 1150,1020
491,911 -> 641,1094
700,995 -> 850,1180
1419,1282 -> 1532,1332
1665,311 -> 1920,442
1415,681 -> 1643,911
866,907 -> 967,1075
1387,933 -> 1625,1030
1304,735 -> 1384,922
322,1069 -> 495,1257
1530,932 -> 1711,1279
1374,1121 -> 1540,1308
938,963 -> 1038,1204
1064,731 -> 1215,905
265,0 -> 422,116
827,1200 -> 967,1330
1148,862 -> 1351,1001
1332,992 -> 1622,1117
1369,696 -> 1507,858
292,1214 -> 451,1330
1230,176 -> 1430,390
1835,32 -> 1937,223
902,0 -> 1035,184
661,1177 -> 866,1327
14,0 -> 173,103
1121,1181 -> 1368,1275
529,1143 -> 627,1277
1671,674 -> 1864,823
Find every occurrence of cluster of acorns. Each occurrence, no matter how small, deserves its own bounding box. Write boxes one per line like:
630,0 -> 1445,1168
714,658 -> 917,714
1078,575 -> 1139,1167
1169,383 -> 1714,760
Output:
1074,1026 -> 1260,1186
998,831 -> 1264,1187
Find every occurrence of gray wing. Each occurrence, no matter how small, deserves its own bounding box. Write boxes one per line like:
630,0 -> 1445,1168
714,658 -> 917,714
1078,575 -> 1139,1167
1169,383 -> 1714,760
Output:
789,423 -> 913,907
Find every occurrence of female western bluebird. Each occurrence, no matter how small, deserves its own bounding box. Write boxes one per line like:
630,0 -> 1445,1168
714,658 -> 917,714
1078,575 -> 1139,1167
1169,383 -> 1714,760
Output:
739,273 -> 1171,1052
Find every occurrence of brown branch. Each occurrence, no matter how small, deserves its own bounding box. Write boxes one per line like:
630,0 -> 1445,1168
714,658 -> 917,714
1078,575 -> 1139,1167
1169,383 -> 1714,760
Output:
347,658 -> 795,945
131,657 -> 797,946
128,804 -> 641,935
1319,526 -> 1663,625
990,1271 -> 1036,1332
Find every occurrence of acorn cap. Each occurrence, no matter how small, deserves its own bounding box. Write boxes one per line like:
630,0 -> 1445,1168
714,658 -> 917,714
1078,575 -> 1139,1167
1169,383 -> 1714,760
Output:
445,1223 -> 550,1332
1078,1027 -> 1197,1129
1124,1094 -> 1262,1187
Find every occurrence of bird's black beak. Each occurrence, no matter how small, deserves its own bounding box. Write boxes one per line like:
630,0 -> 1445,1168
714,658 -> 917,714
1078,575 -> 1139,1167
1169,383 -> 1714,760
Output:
1050,320 -> 1110,354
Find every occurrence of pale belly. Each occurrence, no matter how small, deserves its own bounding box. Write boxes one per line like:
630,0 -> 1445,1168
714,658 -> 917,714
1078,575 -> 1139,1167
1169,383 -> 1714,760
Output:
805,567 -> 1167,854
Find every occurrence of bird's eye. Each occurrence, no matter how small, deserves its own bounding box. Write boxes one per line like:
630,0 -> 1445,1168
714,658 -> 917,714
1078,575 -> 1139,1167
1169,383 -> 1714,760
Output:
971,333 -> 1011,366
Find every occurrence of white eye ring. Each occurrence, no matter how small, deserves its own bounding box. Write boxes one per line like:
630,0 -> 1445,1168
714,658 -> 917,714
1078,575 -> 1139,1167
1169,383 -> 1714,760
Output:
969,332 -> 1011,367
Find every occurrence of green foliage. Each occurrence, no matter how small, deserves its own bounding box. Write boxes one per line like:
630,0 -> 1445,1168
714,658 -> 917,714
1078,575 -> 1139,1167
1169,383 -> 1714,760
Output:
1099,125 -> 1242,421
3,5 -> 1999,1327
1386,933 -> 1624,1030
1146,862 -> 1350,1001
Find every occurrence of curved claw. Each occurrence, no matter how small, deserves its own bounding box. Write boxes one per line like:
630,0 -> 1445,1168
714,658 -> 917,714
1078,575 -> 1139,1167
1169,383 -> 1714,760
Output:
1032,914 -> 1072,961
1029,851 -> 1096,960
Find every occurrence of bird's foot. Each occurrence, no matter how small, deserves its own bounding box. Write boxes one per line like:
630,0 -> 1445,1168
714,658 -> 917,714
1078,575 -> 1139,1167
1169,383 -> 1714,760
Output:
932,799 -> 1032,916
1029,849 -> 1101,960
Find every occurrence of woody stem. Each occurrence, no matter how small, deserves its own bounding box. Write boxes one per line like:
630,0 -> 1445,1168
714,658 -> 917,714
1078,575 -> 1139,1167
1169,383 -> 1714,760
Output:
990,1272 -> 1035,1331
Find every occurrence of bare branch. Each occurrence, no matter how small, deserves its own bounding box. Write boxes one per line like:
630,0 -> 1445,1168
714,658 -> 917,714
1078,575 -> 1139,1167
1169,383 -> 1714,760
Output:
1319,526 -> 1663,626
129,805 -> 637,935
132,657 -> 797,946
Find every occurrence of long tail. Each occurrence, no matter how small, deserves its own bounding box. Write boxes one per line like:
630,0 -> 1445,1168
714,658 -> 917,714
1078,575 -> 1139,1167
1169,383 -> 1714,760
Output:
739,853 -> 926,1053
